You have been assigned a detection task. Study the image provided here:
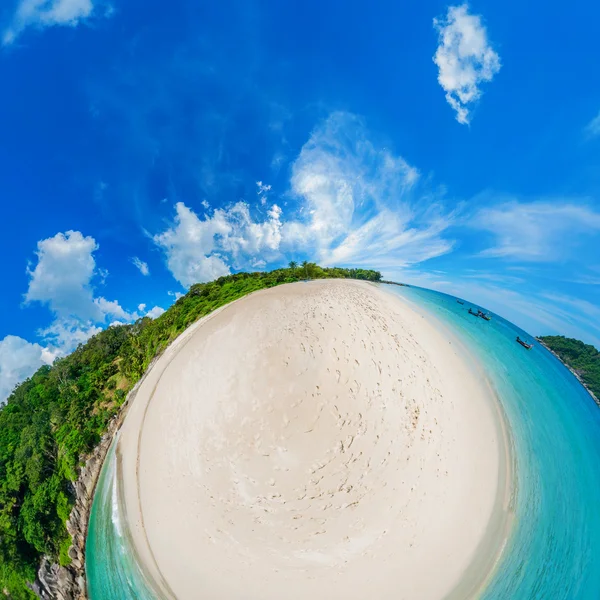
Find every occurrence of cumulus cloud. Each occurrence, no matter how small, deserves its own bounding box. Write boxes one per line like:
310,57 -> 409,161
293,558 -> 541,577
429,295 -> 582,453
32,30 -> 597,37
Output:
284,112 -> 454,268
93,296 -> 137,322
0,335 -> 55,404
153,203 -> 232,287
145,306 -> 165,319
153,200 -> 284,287
131,256 -> 150,276
1,229 -> 166,400
2,0 -> 103,46
433,4 -> 501,124
24,230 -> 145,352
471,201 -> 600,261
25,230 -> 104,321
153,113 -> 455,283
135,301 -> 165,319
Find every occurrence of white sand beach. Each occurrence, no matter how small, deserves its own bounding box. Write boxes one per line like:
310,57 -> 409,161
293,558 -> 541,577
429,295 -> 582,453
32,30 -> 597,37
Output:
116,279 -> 509,600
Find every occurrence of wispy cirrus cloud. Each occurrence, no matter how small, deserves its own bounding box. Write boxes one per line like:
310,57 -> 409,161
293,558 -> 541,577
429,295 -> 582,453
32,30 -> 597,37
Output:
386,269 -> 600,348
284,112 -> 455,268
433,4 -> 501,125
131,256 -> 150,276
152,112 -> 457,285
2,0 -> 109,46
585,111 -> 600,138
470,200 -> 600,261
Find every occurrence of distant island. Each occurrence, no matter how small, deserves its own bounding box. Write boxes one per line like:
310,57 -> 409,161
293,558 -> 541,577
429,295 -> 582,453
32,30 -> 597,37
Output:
0,264 -> 381,599
537,336 -> 600,405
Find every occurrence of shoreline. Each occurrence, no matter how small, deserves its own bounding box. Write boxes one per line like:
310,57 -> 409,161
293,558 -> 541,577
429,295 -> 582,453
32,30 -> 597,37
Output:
35,285 -> 285,600
115,279 -> 512,600
379,285 -> 516,599
536,339 -> 600,408
33,375 -> 146,600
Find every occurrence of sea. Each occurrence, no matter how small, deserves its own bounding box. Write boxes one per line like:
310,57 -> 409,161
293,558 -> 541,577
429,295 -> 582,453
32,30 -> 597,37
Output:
86,284 -> 600,599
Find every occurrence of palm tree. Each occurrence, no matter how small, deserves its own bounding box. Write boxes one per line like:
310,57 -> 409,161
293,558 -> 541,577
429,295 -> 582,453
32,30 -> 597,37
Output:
302,260 -> 309,279
288,260 -> 298,270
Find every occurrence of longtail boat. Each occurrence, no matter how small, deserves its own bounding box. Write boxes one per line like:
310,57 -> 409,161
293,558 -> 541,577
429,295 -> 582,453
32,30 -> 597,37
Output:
516,336 -> 533,350
468,308 -> 492,321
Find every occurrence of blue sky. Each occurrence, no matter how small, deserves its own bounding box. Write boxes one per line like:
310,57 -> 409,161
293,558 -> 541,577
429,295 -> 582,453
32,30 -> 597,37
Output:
1,0 -> 600,401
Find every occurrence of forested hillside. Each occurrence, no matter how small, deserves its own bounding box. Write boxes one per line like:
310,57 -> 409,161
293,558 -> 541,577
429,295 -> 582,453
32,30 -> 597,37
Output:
538,335 -> 600,400
0,264 -> 381,598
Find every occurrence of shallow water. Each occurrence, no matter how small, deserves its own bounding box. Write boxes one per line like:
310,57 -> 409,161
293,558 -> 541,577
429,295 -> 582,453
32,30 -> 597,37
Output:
86,284 -> 600,599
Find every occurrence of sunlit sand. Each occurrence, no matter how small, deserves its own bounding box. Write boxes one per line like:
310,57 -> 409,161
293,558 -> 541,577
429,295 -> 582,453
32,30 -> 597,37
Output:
116,280 -> 508,599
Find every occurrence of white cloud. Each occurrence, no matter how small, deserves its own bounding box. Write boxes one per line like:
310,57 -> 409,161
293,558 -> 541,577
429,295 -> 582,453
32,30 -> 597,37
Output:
0,335 -> 55,404
471,201 -> 600,261
540,293 -> 600,321
433,4 -> 501,125
25,230 -> 104,321
39,319 -> 102,351
1,229 -> 168,399
168,290 -> 185,301
585,111 -> 600,138
256,181 -> 272,195
256,181 -> 272,206
567,274 -> 600,286
153,200 -> 284,287
220,203 -> 283,259
24,230 -> 141,352
93,296 -> 137,321
3,0 -> 100,45
250,258 -> 267,269
284,112 -> 454,267
131,256 -> 150,276
153,203 -> 232,287
463,271 -> 525,285
154,113 -> 456,280
145,306 -> 165,319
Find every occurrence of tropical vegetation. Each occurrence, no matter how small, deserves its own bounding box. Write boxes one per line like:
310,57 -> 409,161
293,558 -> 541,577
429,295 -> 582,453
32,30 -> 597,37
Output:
538,335 -> 600,400
0,264 -> 381,598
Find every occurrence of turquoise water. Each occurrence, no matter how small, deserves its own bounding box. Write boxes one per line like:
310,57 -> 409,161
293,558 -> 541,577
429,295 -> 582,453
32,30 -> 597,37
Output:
86,439 -> 160,598
86,284 -> 600,599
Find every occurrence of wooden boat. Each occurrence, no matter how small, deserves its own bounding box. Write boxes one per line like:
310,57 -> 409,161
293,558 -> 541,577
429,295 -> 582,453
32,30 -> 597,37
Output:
456,300 -> 465,305
516,336 -> 533,350
468,308 -> 492,321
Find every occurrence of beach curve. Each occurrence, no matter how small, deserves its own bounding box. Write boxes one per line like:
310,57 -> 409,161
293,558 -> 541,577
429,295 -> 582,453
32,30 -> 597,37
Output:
114,279 -> 513,599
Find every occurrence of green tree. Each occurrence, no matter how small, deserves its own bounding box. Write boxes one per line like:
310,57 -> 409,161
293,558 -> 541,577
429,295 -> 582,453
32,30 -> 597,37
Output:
301,260 -> 309,279
538,336 -> 600,399
0,263 -> 384,596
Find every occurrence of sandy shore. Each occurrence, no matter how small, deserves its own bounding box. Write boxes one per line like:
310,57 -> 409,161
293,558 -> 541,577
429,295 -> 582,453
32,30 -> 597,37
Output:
116,280 -> 510,599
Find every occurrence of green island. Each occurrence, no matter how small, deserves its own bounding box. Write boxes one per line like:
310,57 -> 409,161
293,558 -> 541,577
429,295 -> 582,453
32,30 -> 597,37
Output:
537,336 -> 600,402
0,264 -> 381,598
